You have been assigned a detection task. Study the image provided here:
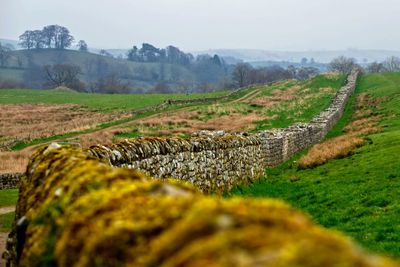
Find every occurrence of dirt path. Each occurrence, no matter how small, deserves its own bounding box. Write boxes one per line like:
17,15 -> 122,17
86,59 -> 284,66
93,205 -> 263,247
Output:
0,207 -> 15,216
231,88 -> 261,103
0,206 -> 15,267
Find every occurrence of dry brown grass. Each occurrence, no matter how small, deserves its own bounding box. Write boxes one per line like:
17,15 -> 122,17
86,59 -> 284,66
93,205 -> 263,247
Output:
298,93 -> 385,169
0,149 -> 35,173
66,127 -> 131,149
249,86 -> 300,107
298,135 -> 365,169
132,109 -> 263,137
0,104 -> 128,150
344,116 -> 383,136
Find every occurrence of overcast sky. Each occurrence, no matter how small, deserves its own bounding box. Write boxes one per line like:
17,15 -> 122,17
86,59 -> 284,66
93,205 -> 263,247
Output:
1,0 -> 399,51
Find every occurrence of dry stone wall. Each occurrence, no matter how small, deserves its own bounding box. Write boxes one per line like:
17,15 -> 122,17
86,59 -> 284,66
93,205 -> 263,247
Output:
6,144 -> 397,267
0,173 -> 22,189
87,70 -> 359,192
88,135 -> 267,193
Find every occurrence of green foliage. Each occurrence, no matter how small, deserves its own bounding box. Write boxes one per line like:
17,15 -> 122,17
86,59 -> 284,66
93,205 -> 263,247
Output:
228,72 -> 400,257
0,212 -> 15,232
0,189 -> 18,207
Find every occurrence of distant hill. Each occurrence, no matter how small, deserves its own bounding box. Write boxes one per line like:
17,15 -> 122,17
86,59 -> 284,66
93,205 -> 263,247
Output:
0,38 -> 21,49
193,49 -> 400,64
0,49 -> 202,92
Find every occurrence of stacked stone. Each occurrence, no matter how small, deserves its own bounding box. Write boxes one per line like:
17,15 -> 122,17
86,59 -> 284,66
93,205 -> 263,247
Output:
260,69 -> 359,166
88,135 -> 267,193
84,69 -> 359,188
0,173 -> 22,190
6,144 -> 398,267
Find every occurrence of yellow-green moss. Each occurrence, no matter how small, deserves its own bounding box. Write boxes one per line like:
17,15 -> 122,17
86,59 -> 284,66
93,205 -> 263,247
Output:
11,144 -> 399,267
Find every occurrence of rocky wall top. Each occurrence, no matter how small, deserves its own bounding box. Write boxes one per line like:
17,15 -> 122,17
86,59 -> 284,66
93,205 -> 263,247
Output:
5,144 -> 396,267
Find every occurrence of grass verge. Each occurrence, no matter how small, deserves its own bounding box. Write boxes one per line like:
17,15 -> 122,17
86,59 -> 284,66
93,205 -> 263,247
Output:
228,73 -> 400,257
0,189 -> 18,208
0,212 -> 14,232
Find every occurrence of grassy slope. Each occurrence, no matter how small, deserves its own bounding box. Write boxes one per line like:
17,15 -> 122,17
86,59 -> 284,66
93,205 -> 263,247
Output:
0,212 -> 14,232
0,89 -> 228,112
0,190 -> 18,232
254,74 -> 346,130
3,49 -> 193,89
228,73 -> 400,257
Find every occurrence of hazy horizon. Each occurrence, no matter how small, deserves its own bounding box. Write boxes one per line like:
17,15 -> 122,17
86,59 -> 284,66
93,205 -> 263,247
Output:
1,0 -> 400,51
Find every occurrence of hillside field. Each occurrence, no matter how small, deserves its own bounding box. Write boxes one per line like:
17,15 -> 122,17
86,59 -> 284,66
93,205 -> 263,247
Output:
1,49 -> 195,91
1,72 -> 399,261
0,73 -> 344,173
229,72 -> 400,258
0,89 -> 228,112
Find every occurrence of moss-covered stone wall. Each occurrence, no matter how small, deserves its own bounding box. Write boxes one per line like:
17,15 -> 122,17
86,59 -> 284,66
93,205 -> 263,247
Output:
4,144 -> 397,267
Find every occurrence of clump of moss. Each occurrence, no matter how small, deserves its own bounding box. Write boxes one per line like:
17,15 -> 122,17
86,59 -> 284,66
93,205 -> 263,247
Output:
11,144 -> 399,267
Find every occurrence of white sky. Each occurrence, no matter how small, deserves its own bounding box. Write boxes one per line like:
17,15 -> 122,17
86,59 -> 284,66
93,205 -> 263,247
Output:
1,0 -> 400,51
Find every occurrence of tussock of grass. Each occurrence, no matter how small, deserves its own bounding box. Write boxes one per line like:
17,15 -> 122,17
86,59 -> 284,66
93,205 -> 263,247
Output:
298,135 -> 365,169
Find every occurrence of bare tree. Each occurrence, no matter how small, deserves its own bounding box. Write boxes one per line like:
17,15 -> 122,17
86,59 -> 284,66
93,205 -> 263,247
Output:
31,30 -> 45,49
232,63 -> 252,87
366,62 -> 385,73
41,25 -> 56,48
19,30 -> 35,49
382,56 -> 400,72
77,40 -> 88,52
54,26 -> 74,49
329,56 -> 357,74
44,64 -> 82,88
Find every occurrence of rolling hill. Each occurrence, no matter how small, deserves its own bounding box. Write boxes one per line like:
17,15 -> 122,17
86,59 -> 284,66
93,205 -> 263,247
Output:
0,49 -> 195,92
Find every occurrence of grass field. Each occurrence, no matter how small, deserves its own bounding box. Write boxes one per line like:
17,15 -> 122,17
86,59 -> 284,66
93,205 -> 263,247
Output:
0,189 -> 17,232
228,72 -> 400,257
0,89 -> 228,112
115,74 -> 346,139
0,212 -> 14,232
0,189 -> 18,208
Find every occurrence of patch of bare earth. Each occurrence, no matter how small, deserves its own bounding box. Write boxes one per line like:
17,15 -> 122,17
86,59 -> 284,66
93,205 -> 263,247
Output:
0,104 -> 129,150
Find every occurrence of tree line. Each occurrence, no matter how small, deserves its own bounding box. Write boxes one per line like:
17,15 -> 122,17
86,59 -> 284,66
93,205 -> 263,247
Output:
18,24 -> 87,51
328,56 -> 400,74
231,63 -> 319,88
3,24 -> 400,92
